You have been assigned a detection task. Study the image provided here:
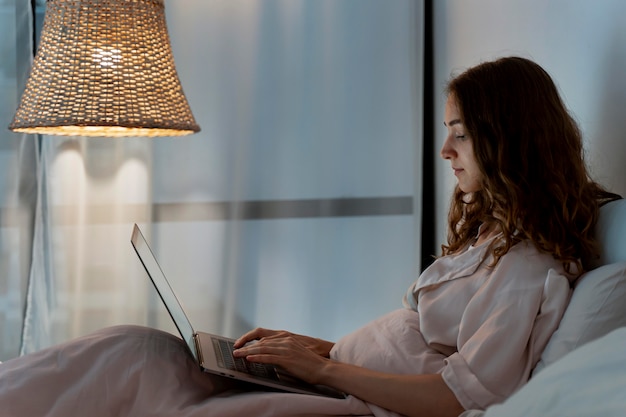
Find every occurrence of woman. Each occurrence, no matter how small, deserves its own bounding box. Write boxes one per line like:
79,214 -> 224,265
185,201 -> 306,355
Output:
0,57 -> 620,417
232,57 -> 619,416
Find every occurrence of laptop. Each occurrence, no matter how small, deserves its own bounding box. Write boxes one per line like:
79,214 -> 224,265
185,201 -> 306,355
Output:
130,224 -> 345,398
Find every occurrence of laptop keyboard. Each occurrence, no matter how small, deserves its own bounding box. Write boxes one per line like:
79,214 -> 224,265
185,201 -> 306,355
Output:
213,338 -> 279,380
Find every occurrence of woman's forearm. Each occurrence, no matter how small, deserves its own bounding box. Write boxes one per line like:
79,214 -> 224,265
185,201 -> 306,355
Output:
317,360 -> 464,417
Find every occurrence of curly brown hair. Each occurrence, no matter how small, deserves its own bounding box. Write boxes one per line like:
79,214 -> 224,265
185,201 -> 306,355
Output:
442,57 -> 621,276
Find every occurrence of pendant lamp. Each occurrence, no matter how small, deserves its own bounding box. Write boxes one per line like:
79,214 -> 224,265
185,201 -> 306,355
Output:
9,0 -> 200,137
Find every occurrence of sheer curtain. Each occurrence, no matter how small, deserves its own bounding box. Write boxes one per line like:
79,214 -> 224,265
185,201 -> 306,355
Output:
0,0 -> 38,360
2,0 -> 424,360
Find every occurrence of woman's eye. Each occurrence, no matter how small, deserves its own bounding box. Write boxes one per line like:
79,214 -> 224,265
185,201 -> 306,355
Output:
455,135 -> 466,140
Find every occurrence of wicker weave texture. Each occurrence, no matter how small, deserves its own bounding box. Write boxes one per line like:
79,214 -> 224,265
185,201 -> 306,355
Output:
10,0 -> 200,137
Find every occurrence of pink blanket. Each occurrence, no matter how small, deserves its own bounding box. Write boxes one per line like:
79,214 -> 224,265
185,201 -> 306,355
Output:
0,325 -> 399,417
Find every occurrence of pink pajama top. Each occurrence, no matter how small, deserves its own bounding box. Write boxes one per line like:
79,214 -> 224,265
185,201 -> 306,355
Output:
331,238 -> 573,411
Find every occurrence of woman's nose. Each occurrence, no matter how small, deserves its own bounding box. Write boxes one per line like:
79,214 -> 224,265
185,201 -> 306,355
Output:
440,136 -> 454,160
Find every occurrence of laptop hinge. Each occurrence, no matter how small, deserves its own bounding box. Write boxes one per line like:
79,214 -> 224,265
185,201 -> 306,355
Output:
193,334 -> 205,368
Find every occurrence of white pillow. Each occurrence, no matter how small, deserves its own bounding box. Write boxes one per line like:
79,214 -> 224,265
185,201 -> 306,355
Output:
588,199 -> 626,268
533,261 -> 626,374
482,327 -> 626,417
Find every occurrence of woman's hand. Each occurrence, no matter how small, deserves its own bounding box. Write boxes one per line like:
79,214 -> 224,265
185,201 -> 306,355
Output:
232,328 -> 335,384
233,328 -> 334,357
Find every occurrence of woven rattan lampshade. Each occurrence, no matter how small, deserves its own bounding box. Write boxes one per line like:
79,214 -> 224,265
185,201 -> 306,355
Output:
9,0 -> 200,137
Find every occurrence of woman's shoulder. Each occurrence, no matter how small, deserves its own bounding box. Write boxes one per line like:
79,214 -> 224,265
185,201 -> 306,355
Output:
494,239 -> 576,284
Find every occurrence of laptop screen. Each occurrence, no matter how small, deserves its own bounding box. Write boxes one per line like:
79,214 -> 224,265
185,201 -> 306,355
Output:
130,224 -> 198,361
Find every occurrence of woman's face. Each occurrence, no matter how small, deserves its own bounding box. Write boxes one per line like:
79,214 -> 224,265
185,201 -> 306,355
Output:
440,95 -> 482,193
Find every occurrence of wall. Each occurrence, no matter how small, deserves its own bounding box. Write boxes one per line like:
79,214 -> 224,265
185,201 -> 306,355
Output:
432,0 -> 626,247
1,0 -> 425,360
150,0 -> 424,341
